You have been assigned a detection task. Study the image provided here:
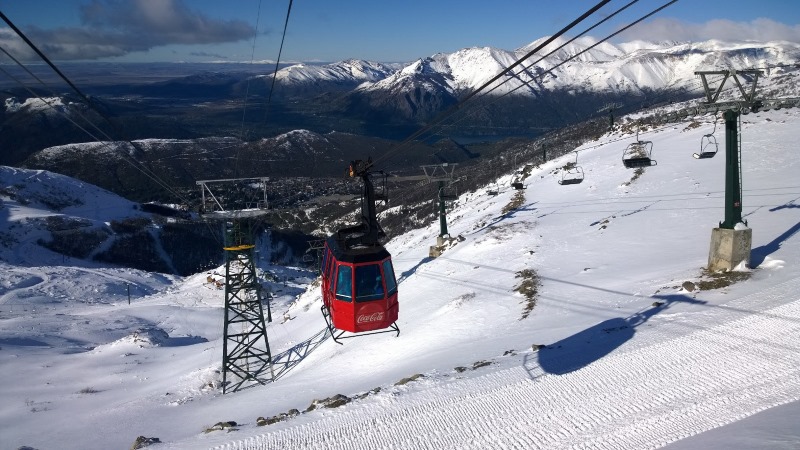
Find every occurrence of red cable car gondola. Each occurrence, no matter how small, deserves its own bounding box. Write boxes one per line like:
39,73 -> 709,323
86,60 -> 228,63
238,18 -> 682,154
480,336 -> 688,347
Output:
320,159 -> 399,343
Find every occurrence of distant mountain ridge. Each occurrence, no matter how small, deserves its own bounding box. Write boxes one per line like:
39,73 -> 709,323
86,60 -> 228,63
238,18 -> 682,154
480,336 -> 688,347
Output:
272,37 -> 800,103
4,36 -> 799,200
249,37 -> 800,130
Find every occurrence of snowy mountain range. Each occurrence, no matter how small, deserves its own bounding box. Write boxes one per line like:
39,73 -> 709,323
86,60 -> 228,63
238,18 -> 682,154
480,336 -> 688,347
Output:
271,37 -> 800,119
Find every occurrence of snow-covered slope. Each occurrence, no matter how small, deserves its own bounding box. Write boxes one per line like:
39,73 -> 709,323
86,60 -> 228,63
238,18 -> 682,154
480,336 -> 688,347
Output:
2,106 -> 800,449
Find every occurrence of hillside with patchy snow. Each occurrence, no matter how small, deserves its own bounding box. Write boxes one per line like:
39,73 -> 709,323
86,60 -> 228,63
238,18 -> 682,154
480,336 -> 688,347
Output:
2,105 -> 799,449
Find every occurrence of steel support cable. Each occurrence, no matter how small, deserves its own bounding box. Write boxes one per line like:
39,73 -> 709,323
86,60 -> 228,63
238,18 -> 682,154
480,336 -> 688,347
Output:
238,0 -> 264,142
266,0 -> 293,109
430,0 -> 690,177
430,0 -> 680,143
413,0 -> 643,143
0,46 -> 118,142
0,43 -> 206,189
481,0 -> 640,99
0,10 -> 116,128
0,67 -> 188,203
235,0 -> 265,178
368,0 -> 614,169
426,73 -> 711,189
0,64 -> 190,204
0,52 -> 227,252
0,17 -> 193,206
0,45 -> 192,204
396,55 -> 794,201
235,0 -> 292,178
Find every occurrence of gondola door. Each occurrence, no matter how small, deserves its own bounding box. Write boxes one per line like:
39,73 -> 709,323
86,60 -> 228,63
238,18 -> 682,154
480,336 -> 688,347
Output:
331,262 -> 355,331
351,258 -> 398,332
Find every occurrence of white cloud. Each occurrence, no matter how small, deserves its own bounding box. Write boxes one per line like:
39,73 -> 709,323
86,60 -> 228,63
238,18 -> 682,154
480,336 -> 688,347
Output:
619,17 -> 800,43
0,0 -> 255,61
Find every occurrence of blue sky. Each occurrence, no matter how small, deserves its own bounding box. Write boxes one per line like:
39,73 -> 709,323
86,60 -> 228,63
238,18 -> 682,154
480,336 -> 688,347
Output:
1,0 -> 799,63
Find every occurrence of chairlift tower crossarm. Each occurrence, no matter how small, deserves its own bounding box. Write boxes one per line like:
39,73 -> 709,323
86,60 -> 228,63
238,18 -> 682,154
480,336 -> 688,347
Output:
615,70 -> 799,271
197,177 -> 270,216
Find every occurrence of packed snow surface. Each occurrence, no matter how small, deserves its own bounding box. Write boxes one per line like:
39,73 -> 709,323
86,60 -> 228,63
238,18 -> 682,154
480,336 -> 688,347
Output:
2,108 -> 800,449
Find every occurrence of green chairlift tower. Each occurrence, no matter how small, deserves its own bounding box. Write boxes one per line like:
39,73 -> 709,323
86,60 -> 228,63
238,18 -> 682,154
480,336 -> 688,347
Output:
692,69 -> 799,271
693,70 -> 762,272
422,164 -> 459,257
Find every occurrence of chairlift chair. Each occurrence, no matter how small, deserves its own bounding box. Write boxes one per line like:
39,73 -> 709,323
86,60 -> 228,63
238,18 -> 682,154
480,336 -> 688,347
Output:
693,114 -> 719,159
439,183 -> 458,201
558,151 -> 585,185
622,126 -> 656,169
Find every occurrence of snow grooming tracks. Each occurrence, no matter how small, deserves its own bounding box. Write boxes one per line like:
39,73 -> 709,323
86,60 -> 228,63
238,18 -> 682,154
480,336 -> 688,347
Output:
213,278 -> 800,450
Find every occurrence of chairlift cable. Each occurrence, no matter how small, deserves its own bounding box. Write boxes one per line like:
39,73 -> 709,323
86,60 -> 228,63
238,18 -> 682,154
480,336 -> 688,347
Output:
369,0 -> 614,169
373,0 -> 679,171
429,0 -> 690,186
406,0 -> 642,143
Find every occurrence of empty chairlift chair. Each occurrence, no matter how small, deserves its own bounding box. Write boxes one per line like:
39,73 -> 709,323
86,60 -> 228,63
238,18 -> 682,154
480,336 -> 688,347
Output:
622,140 -> 656,168
558,151 -> 585,185
694,114 -> 719,159
622,126 -> 656,169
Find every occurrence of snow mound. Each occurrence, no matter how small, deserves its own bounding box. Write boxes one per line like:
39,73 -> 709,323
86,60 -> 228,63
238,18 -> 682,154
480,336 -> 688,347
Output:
117,327 -> 171,348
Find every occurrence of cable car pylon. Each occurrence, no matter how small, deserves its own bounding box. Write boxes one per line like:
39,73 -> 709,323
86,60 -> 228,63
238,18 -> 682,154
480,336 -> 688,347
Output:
197,178 -> 274,393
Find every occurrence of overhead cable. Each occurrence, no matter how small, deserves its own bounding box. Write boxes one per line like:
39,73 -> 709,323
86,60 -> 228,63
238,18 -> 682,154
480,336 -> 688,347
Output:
370,0 -> 614,168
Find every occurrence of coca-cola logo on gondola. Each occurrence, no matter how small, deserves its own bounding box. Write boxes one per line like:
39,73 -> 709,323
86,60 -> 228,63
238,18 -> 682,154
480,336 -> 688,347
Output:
356,312 -> 385,324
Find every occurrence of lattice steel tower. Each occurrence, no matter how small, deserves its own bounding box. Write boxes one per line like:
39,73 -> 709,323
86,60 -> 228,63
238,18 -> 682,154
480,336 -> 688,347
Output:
198,178 -> 274,393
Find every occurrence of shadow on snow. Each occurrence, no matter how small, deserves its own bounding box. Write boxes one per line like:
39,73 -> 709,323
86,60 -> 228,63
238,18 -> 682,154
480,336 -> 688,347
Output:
269,327 -> 330,382
750,220 -> 800,268
526,291 -> 705,378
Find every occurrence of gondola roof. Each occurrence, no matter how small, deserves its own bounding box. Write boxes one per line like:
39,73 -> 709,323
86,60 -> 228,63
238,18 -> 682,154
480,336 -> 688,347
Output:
325,235 -> 390,264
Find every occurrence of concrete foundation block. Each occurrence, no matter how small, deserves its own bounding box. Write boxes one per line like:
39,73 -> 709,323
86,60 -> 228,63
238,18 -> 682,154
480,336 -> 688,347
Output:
708,227 -> 752,272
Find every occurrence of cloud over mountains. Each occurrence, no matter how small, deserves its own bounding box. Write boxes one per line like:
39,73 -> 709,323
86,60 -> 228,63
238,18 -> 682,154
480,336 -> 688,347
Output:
621,17 -> 800,43
0,0 -> 254,61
